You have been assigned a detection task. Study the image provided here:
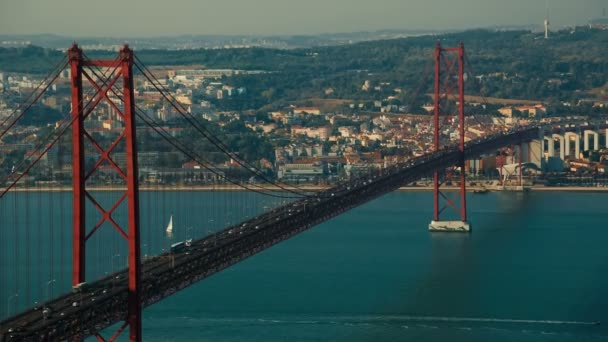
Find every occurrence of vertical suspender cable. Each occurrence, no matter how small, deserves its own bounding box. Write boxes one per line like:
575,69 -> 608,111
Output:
14,190 -> 19,310
59,171 -> 65,291
0,188 -> 3,315
37,179 -> 43,304
25,182 -> 30,307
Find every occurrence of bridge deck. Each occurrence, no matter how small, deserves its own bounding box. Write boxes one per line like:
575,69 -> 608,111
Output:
0,127 -> 540,341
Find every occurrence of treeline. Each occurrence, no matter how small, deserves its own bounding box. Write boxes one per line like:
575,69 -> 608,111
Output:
2,28 -> 608,109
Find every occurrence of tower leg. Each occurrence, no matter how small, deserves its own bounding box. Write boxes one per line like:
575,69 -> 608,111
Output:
121,46 -> 142,342
69,44 -> 86,286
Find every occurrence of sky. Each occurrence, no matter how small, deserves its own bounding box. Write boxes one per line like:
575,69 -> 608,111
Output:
0,0 -> 606,37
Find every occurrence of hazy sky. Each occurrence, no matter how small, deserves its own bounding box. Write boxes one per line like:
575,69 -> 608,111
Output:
0,0 -> 606,37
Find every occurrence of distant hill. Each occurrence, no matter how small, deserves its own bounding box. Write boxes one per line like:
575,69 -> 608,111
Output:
2,27 -> 608,110
0,29 -> 447,50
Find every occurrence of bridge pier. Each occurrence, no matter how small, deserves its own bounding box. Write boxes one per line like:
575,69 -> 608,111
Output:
583,130 -> 599,152
429,220 -> 471,232
552,134 -> 565,160
543,136 -> 554,158
564,132 -> 580,159
528,139 -> 543,169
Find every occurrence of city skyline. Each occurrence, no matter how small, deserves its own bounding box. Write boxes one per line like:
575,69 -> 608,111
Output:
0,0 -> 606,37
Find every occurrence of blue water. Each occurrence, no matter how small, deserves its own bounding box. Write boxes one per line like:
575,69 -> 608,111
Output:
139,191 -> 608,341
3,191 -> 608,341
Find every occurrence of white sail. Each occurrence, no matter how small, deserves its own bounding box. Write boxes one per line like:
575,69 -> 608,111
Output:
166,215 -> 173,236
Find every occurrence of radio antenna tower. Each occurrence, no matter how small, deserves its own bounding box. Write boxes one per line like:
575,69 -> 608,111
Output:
544,0 -> 550,39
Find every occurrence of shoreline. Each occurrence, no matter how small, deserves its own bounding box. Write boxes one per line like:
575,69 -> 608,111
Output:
5,185 -> 608,192
398,186 -> 608,192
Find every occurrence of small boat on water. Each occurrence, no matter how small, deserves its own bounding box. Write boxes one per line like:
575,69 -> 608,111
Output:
166,214 -> 173,237
473,188 -> 489,194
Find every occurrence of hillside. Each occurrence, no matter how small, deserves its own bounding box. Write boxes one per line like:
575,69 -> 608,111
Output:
1,28 -> 608,111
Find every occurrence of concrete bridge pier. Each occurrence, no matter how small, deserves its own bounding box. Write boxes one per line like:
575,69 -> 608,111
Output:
528,139 -> 543,169
551,134 -> 564,160
564,132 -> 580,159
583,130 -> 600,152
429,221 -> 471,232
543,136 -> 554,157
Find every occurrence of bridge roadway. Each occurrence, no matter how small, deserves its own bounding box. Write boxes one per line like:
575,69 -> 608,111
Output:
0,127 -> 540,341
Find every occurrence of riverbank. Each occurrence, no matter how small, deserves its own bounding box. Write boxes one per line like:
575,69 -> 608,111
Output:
1,185 -> 328,192
400,185 -> 608,192
5,185 -> 608,192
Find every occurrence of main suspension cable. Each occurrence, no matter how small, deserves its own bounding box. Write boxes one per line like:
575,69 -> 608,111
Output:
0,61 -> 122,198
80,61 -> 306,199
0,55 -> 69,140
133,57 -> 316,197
134,109 -> 305,199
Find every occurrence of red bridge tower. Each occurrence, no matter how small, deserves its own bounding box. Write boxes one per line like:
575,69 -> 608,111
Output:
69,44 -> 142,341
429,42 -> 470,232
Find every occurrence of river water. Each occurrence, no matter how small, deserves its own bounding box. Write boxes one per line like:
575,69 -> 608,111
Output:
140,191 -> 608,341
2,190 -> 608,341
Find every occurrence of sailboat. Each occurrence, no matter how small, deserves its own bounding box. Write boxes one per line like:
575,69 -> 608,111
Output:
166,214 -> 173,237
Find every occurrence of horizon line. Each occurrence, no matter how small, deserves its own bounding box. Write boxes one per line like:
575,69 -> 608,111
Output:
0,25 -> 552,40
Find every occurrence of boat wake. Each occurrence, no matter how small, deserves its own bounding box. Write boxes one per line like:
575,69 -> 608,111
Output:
350,315 -> 600,326
159,314 -> 599,327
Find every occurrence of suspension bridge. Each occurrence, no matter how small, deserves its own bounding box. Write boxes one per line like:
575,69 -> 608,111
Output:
0,42 -> 588,341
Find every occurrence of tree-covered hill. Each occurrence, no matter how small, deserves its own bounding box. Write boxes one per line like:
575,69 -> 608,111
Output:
2,27 -> 608,109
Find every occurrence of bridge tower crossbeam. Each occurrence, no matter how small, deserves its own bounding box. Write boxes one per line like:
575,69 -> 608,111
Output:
429,42 -> 470,232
